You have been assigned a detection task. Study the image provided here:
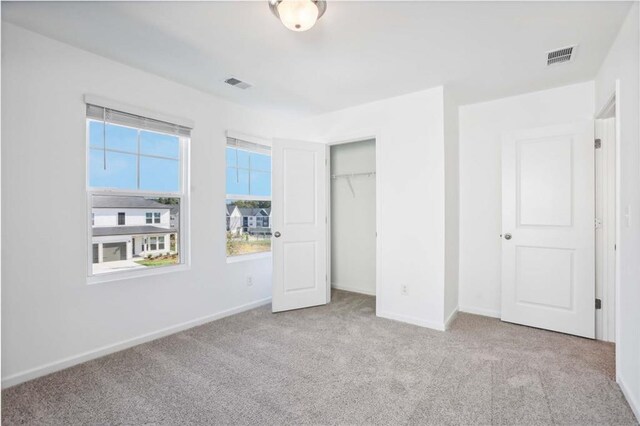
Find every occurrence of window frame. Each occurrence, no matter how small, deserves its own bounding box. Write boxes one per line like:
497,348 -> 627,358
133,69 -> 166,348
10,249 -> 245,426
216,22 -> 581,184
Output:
86,118 -> 191,284
225,137 -> 272,261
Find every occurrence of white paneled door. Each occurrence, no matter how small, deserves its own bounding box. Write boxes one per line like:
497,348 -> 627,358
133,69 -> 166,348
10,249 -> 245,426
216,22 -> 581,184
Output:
501,121 -> 595,338
272,139 -> 329,312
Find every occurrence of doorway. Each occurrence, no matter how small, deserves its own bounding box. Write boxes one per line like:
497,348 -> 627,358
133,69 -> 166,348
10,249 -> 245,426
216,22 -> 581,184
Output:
329,139 -> 377,297
270,137 -> 378,313
500,101 -> 619,342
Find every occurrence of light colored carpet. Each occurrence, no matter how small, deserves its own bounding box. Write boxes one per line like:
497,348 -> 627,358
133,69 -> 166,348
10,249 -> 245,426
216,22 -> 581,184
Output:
2,290 -> 637,425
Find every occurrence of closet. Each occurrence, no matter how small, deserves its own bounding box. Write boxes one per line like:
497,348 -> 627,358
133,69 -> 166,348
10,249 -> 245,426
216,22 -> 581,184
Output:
330,139 -> 377,296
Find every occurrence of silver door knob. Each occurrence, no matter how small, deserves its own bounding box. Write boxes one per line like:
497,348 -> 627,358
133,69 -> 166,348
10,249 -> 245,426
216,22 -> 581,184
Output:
504,233 -> 512,240
274,231 -> 281,238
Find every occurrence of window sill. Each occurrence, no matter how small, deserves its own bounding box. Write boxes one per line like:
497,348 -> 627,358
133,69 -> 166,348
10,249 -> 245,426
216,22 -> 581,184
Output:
87,263 -> 190,285
226,252 -> 272,264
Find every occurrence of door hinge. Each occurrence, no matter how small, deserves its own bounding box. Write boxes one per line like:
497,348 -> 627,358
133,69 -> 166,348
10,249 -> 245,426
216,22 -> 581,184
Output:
595,298 -> 602,310
595,218 -> 602,229
595,138 -> 602,149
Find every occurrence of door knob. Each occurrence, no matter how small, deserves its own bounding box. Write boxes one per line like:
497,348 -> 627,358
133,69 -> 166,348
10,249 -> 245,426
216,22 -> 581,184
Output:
504,233 -> 512,240
274,231 -> 281,238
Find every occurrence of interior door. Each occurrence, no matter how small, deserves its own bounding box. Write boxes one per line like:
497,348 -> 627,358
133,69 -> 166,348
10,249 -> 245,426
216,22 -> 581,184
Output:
501,121 -> 595,338
272,139 -> 328,312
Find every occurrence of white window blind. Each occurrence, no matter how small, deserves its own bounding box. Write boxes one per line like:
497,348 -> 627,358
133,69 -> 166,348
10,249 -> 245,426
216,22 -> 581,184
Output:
226,137 -> 271,155
86,104 -> 192,137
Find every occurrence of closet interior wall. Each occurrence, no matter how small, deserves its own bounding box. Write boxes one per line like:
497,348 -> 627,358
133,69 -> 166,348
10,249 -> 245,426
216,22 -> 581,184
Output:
330,139 -> 377,296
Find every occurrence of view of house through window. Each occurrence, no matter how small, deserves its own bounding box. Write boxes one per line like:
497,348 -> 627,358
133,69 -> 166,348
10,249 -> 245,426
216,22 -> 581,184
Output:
87,103 -> 189,276
92,195 -> 181,272
226,200 -> 271,256
226,137 -> 272,257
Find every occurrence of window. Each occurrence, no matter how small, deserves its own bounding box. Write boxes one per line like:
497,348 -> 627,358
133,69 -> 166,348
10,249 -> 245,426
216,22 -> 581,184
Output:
87,102 -> 190,278
149,236 -> 158,251
226,136 -> 271,257
145,212 -> 161,224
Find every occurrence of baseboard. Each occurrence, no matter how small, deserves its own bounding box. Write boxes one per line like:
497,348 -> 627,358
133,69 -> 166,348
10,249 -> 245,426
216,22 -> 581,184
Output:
444,307 -> 459,330
618,374 -> 640,422
459,305 -> 501,319
377,310 -> 446,331
331,283 -> 376,296
1,297 -> 272,389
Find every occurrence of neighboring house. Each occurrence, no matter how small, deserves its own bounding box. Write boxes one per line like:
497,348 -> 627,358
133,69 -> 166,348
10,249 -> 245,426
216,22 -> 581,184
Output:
92,196 -> 177,264
226,204 -> 243,233
226,204 -> 271,235
170,204 -> 180,230
238,207 -> 271,234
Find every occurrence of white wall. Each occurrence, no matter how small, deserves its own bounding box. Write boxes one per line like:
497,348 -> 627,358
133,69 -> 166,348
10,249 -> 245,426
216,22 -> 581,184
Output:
458,82 -> 595,317
594,3 -> 640,420
290,87 -> 448,330
1,23 -> 288,386
444,90 -> 459,325
93,208 -> 170,228
330,139 -> 376,296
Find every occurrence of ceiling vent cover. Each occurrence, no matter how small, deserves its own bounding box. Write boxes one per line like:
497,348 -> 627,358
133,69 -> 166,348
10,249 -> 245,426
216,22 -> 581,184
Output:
224,77 -> 252,89
547,45 -> 576,66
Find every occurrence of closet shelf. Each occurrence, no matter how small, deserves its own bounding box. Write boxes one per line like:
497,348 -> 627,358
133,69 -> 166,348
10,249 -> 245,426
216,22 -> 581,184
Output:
331,171 -> 376,198
331,171 -> 376,179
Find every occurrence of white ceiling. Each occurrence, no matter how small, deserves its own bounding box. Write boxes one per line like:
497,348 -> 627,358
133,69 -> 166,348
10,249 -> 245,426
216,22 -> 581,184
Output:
2,1 -> 632,115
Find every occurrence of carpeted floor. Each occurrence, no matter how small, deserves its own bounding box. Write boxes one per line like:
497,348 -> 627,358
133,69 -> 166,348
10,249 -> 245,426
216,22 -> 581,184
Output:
2,290 -> 637,425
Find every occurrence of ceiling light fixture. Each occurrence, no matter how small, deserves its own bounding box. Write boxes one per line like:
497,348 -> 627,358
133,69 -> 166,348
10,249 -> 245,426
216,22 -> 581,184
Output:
269,0 -> 327,32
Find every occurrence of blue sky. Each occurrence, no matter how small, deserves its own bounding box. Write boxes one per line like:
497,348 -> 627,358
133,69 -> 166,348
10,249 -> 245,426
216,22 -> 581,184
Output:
89,121 -> 180,192
226,147 -> 271,197
89,121 -> 271,196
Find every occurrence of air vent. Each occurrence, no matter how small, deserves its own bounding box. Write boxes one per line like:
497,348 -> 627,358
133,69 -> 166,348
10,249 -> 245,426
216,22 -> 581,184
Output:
224,77 -> 252,89
547,45 -> 576,66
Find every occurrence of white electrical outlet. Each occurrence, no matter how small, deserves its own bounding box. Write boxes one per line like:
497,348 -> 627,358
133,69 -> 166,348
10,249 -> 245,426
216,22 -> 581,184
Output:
246,275 -> 254,286
401,284 -> 408,296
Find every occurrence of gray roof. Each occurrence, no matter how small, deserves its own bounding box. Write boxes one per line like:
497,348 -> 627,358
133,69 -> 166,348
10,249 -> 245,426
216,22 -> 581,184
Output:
92,196 -> 172,209
238,207 -> 271,217
226,204 -> 237,216
92,226 -> 173,237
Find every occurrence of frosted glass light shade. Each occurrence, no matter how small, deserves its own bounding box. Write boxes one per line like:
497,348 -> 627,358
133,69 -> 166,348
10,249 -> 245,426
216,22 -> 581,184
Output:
276,0 -> 319,32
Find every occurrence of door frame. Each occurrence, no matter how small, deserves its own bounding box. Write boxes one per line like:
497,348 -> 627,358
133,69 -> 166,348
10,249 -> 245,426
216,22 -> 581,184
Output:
594,81 -> 621,350
327,134 -> 381,309
595,86 -> 618,342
